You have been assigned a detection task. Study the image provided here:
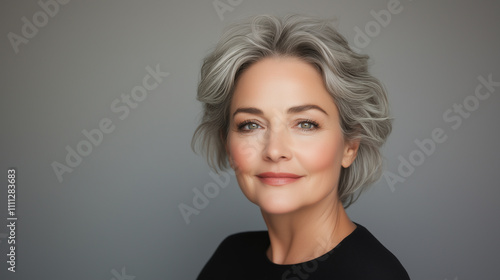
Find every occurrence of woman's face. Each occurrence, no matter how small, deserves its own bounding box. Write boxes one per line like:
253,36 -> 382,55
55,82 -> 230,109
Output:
226,57 -> 359,215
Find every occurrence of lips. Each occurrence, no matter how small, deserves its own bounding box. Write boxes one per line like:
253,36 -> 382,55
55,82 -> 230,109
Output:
256,172 -> 303,186
257,172 -> 302,178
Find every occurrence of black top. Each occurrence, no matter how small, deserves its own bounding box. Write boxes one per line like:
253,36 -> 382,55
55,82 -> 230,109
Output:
197,223 -> 410,280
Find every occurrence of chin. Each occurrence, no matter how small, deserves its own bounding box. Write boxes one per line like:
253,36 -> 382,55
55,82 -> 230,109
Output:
253,193 -> 306,215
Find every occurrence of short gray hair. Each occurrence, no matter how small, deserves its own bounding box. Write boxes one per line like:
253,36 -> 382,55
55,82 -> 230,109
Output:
191,14 -> 392,208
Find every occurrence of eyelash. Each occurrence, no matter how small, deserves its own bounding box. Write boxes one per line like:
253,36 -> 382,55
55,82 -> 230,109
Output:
236,119 -> 320,133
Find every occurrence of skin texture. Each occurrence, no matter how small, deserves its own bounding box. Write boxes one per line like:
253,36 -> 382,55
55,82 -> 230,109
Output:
225,56 -> 360,265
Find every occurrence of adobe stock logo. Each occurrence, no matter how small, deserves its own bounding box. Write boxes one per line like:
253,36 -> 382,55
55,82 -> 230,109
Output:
351,0 -> 413,52
212,0 -> 243,21
281,234 -> 335,280
51,64 -> 169,183
384,74 -> 499,191
7,0 -> 71,54
178,169 -> 233,225
110,267 -> 135,280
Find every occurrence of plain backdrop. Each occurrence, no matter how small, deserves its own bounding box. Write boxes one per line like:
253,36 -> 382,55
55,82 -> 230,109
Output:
1,0 -> 499,279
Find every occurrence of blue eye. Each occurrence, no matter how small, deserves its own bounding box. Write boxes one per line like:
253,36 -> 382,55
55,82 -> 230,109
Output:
237,121 -> 261,131
236,119 -> 320,133
244,123 -> 259,130
299,122 -> 314,129
298,120 -> 319,131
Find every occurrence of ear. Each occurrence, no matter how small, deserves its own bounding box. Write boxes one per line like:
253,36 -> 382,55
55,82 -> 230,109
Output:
341,138 -> 360,168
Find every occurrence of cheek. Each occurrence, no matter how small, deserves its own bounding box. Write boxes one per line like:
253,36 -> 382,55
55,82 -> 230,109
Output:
227,135 -> 260,172
296,134 -> 344,175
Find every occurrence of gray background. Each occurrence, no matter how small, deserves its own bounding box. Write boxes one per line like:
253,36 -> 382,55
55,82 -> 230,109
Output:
1,0 -> 499,279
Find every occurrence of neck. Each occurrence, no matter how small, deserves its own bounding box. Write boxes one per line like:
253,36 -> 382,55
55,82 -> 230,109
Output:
261,194 -> 356,265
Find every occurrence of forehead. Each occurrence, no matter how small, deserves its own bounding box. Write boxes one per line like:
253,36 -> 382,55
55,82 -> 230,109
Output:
230,57 -> 337,115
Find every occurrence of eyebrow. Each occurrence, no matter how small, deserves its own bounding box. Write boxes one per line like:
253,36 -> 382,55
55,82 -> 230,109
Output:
232,104 -> 328,118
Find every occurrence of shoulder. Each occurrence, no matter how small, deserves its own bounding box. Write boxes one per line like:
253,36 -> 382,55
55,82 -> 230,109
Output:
332,223 -> 410,279
197,231 -> 268,280
345,223 -> 398,258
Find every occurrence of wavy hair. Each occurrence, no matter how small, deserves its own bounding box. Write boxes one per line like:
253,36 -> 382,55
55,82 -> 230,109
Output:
191,14 -> 392,208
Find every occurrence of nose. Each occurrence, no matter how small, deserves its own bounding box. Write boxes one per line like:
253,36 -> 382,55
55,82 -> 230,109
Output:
261,119 -> 292,162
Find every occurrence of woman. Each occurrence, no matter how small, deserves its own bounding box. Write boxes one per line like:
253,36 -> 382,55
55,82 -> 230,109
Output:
192,14 -> 410,279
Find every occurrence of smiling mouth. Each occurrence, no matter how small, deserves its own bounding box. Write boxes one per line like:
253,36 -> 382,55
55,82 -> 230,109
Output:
256,172 -> 303,186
